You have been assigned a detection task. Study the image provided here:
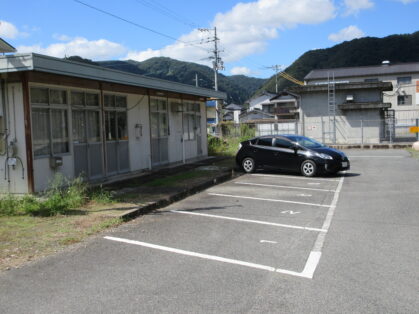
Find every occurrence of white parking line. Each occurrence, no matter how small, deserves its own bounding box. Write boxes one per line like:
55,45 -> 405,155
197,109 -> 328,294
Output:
104,236 -> 316,278
304,174 -> 345,278
171,210 -> 327,232
208,193 -> 331,208
347,156 -> 404,158
250,173 -> 340,182
235,182 -> 336,192
260,240 -> 277,244
105,236 -> 276,272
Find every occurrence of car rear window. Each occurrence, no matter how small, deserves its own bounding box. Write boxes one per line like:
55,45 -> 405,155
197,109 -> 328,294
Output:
274,138 -> 293,148
257,137 -> 273,146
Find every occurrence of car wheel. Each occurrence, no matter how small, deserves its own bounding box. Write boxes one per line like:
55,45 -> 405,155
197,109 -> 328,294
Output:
301,160 -> 317,177
242,157 -> 256,173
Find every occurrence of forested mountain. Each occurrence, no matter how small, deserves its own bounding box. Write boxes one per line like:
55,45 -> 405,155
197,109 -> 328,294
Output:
66,56 -> 267,104
257,31 -> 419,94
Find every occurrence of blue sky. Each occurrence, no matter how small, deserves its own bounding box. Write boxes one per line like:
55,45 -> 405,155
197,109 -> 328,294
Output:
1,0 -> 418,78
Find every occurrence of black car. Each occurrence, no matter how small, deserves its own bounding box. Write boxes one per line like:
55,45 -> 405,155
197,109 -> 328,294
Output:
236,135 -> 350,177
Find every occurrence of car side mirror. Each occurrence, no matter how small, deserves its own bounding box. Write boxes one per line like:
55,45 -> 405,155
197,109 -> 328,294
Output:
292,144 -> 299,153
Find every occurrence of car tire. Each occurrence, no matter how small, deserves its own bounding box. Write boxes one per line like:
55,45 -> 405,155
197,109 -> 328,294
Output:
242,157 -> 256,173
301,160 -> 317,177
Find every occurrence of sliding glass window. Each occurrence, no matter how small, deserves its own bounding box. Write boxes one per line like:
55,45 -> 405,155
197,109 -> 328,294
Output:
30,87 -> 69,157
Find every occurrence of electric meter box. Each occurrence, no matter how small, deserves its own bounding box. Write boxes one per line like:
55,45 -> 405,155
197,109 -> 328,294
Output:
50,156 -> 63,169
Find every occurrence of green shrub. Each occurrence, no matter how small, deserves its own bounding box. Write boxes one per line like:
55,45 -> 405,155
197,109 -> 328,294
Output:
0,174 -> 108,217
0,195 -> 22,216
89,186 -> 114,204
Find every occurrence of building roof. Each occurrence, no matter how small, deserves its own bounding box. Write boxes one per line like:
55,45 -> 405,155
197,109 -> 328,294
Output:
0,38 -> 16,53
305,62 -> 419,81
288,81 -> 393,93
224,103 -> 243,111
269,91 -> 298,103
0,53 -> 226,99
247,92 -> 276,107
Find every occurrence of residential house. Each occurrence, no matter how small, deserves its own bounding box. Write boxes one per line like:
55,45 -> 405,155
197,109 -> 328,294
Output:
222,103 -> 243,123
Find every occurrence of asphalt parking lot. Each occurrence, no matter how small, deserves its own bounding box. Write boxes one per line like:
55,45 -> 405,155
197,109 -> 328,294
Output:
1,149 -> 418,313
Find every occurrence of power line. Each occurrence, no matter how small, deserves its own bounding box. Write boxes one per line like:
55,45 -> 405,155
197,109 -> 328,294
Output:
134,0 -> 200,29
73,0 -> 206,50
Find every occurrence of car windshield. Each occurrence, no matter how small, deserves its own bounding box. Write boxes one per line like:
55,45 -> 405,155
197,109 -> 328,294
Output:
286,136 -> 325,148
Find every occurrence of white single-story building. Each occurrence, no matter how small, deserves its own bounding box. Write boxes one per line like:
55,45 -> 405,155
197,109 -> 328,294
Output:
0,53 -> 226,193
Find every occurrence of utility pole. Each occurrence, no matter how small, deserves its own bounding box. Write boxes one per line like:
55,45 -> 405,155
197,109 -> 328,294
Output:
199,27 -> 224,127
265,64 -> 282,93
194,73 -> 199,87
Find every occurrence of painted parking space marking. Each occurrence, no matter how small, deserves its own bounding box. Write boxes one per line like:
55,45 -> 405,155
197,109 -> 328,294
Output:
260,240 -> 277,244
307,182 -> 321,186
207,193 -> 332,207
171,210 -> 327,232
347,156 -> 405,158
235,182 -> 336,192
104,236 -> 276,272
250,173 -> 340,182
281,210 -> 301,215
104,236 -> 319,278
297,194 -> 312,197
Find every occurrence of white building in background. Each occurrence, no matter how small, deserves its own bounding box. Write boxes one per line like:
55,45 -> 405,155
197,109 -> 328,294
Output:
305,61 -> 419,119
0,53 -> 225,194
246,92 -> 276,111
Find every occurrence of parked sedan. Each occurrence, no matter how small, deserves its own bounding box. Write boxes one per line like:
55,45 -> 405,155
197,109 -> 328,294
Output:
236,135 -> 350,176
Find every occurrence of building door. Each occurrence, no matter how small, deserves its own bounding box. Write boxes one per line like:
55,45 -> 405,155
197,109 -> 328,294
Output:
150,97 -> 169,166
104,110 -> 130,175
103,94 -> 129,175
71,91 -> 103,180
72,110 -> 103,180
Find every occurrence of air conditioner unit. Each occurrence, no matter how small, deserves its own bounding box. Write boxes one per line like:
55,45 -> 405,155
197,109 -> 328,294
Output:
346,95 -> 354,102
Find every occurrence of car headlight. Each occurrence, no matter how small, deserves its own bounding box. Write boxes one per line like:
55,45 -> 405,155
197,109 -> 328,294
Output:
316,153 -> 333,160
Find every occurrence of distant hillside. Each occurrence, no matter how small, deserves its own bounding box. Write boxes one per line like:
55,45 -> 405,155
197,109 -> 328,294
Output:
257,31 -> 419,94
66,56 -> 267,104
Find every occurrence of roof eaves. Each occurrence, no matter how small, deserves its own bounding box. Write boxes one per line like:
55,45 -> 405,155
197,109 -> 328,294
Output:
0,53 -> 226,99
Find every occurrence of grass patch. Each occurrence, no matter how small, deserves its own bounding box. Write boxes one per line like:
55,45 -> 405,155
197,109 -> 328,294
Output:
407,148 -> 419,159
0,175 -> 115,217
0,214 -> 122,271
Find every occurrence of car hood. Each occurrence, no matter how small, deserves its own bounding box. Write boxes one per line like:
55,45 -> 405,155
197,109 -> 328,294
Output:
309,147 -> 347,159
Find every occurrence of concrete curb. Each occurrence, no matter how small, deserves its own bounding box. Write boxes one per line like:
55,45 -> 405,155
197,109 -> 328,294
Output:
120,170 -> 240,221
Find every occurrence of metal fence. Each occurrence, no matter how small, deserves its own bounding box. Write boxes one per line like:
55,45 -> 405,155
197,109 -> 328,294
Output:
218,118 -> 419,145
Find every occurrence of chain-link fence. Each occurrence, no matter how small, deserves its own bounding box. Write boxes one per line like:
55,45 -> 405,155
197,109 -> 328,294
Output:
217,118 -> 419,145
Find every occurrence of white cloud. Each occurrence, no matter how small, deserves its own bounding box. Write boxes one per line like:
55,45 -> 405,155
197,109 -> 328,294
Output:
394,0 -> 418,3
125,0 -> 336,66
230,66 -> 252,75
17,37 -> 127,60
343,0 -> 374,16
0,20 -> 28,39
52,34 -> 73,41
328,25 -> 365,42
